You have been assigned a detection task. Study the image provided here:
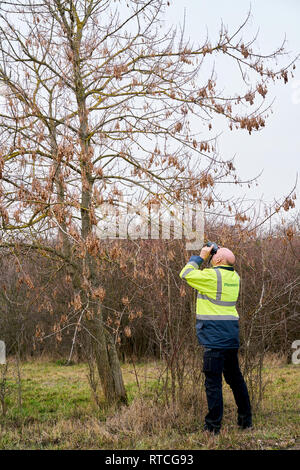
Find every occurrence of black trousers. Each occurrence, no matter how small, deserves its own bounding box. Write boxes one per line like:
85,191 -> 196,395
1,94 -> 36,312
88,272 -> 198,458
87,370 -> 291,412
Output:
203,348 -> 252,432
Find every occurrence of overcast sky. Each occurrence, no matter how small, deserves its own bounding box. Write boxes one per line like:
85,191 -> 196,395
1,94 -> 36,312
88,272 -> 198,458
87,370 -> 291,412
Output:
0,1 -> 298,219
166,0 -> 300,214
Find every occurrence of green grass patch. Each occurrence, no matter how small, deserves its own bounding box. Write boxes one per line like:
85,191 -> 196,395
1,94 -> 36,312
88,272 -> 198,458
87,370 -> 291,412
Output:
0,358 -> 299,450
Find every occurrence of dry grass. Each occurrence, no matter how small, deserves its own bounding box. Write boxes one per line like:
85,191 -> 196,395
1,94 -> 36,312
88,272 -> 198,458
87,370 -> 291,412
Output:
0,355 -> 299,450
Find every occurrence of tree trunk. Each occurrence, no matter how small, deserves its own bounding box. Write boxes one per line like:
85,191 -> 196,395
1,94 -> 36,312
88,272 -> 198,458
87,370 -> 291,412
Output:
87,309 -> 127,406
68,20 -> 127,406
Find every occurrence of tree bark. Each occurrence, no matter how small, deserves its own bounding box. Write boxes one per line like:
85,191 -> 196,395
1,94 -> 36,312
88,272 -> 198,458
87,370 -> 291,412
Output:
86,306 -> 127,406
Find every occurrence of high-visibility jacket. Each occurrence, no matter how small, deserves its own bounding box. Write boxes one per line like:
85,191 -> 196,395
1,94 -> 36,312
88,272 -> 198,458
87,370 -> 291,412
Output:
180,255 -> 240,349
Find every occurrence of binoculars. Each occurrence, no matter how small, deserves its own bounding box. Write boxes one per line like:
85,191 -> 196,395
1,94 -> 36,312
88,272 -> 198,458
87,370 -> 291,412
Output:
204,241 -> 219,256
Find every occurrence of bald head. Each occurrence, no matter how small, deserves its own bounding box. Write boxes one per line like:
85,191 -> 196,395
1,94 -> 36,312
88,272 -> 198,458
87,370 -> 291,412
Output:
211,247 -> 235,267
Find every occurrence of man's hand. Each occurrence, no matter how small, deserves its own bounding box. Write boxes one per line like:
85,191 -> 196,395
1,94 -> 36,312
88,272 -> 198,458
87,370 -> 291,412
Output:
200,244 -> 213,260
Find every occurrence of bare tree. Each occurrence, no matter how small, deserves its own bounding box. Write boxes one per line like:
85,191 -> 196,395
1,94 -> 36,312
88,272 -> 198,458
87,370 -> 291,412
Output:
0,0 -> 295,404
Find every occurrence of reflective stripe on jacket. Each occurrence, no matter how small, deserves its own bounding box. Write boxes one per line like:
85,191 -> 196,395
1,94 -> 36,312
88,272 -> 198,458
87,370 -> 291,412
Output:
180,255 -> 240,349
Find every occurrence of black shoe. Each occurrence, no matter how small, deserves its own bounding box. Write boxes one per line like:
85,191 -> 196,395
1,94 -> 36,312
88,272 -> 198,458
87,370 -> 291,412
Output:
239,424 -> 253,430
203,424 -> 220,435
238,414 -> 252,430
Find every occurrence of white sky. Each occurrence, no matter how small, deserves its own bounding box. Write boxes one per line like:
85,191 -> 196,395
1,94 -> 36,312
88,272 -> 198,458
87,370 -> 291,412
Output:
0,1 -> 299,218
166,0 -> 300,214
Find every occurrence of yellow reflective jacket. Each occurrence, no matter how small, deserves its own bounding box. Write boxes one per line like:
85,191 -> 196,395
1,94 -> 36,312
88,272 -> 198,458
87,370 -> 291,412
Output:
180,255 -> 240,349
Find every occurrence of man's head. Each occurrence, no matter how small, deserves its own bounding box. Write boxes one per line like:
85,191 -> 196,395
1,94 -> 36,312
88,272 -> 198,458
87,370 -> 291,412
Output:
211,247 -> 235,267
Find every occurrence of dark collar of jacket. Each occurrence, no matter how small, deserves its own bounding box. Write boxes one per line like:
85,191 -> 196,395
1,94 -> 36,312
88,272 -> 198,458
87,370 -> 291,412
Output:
213,266 -> 234,271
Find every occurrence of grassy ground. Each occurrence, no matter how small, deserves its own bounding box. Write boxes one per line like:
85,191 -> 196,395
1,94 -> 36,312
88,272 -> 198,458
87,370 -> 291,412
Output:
0,356 -> 299,450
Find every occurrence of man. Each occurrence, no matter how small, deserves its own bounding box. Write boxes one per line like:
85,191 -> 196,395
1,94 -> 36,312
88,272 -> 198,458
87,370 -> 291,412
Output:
179,244 -> 252,435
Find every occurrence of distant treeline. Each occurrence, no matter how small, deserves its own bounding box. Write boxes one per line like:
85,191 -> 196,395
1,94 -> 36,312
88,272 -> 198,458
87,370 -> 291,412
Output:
1,224 -> 299,362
